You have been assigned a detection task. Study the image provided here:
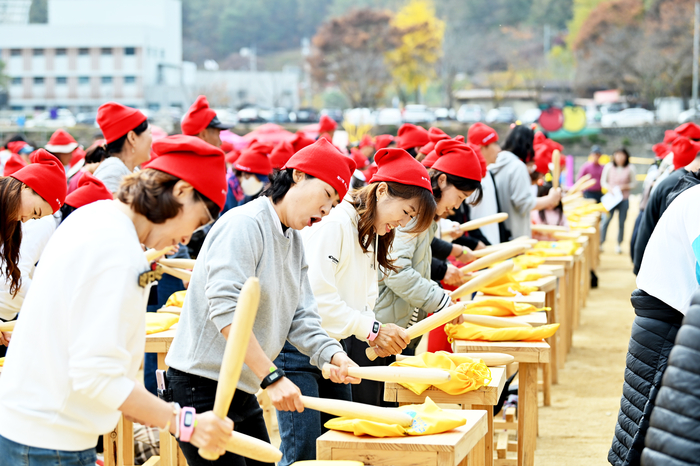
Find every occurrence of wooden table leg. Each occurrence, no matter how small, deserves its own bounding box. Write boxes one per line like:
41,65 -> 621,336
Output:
517,363 -> 537,466
541,362 -> 551,407
556,272 -> 568,369
545,288 -> 558,385
472,404 -> 493,466
104,415 -> 134,466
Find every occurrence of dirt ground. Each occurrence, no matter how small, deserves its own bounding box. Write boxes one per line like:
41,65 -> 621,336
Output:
534,199 -> 640,465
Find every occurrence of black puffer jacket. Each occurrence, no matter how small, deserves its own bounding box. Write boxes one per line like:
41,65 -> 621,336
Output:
609,290 -> 684,466
641,290 -> 700,466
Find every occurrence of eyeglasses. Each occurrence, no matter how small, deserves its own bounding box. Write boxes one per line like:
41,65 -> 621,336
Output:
193,202 -> 217,234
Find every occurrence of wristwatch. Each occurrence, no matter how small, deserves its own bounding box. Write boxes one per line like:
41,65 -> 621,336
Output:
367,320 -> 381,342
260,368 -> 286,389
179,407 -> 196,442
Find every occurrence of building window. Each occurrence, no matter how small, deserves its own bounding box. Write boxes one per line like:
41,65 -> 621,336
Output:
78,76 -> 90,85
124,76 -> 136,84
33,77 -> 45,85
101,76 -> 113,84
101,48 -> 112,55
33,49 -> 44,56
11,77 -> 22,85
10,49 -> 21,56
10,106 -> 23,111
79,48 -> 89,56
55,48 -> 67,56
124,47 -> 136,56
56,77 -> 67,84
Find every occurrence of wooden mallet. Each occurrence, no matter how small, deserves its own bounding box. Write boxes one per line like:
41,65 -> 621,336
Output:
158,258 -> 196,269
460,314 -> 532,328
0,321 -> 15,332
158,264 -> 193,282
442,213 -> 509,239
394,352 -> 515,366
365,261 -> 514,361
197,277 -> 281,463
321,364 -> 451,385
144,246 -> 177,263
299,396 -> 413,426
530,224 -> 568,234
459,244 -> 529,274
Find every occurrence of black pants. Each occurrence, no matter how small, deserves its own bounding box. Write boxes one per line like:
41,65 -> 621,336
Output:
343,336 -> 398,407
167,368 -> 272,466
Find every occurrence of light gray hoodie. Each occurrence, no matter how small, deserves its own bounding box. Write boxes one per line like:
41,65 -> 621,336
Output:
488,150 -> 537,239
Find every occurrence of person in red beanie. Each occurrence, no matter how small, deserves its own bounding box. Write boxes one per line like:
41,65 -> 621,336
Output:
93,102 -> 151,194
291,131 -> 315,152
234,144 -> 273,207
0,150 -> 66,297
358,134 -> 375,160
675,122 -> 700,140
374,134 -> 395,151
318,114 -> 337,141
2,154 -> 27,177
60,171 -> 114,221
181,95 -> 230,148
44,129 -> 79,172
0,135 -> 233,465
350,147 -> 369,170
270,141 -> 295,170
276,147 -> 437,465
397,123 -> 430,156
418,127 -> 449,162
165,137 -> 359,466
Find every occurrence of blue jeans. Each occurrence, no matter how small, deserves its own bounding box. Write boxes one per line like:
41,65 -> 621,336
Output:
274,341 -> 352,466
0,433 -> 96,466
600,198 -> 630,245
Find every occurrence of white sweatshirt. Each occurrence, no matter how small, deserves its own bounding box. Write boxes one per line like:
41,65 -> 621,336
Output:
0,215 -> 58,321
0,200 -> 151,451
301,199 -> 378,341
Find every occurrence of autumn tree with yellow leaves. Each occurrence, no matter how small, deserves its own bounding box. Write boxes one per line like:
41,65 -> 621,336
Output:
385,0 -> 445,104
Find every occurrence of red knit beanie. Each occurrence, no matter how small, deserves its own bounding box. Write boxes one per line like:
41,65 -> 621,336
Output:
431,140 -> 482,182
397,123 -> 430,150
291,131 -> 315,152
675,122 -> 700,140
3,154 -> 27,176
146,135 -> 227,209
45,129 -> 78,153
652,142 -> 671,159
351,148 -> 370,169
364,162 -> 379,183
370,148 -> 432,192
181,95 -> 217,135
671,136 -> 700,170
421,150 -> 438,168
225,149 -> 240,165
318,115 -> 337,134
97,102 -> 148,144
359,134 -> 374,149
664,130 -> 679,144
65,171 -> 113,208
284,138 -> 356,199
534,143 -> 552,175
468,123 -> 499,146
235,146 -> 273,176
420,127 -> 449,155
374,135 -> 394,151
270,141 -> 295,169
11,149 -> 67,212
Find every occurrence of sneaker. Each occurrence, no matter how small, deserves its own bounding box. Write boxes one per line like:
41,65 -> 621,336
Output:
615,245 -> 622,254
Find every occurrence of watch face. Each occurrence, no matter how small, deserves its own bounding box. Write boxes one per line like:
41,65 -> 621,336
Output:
373,322 -> 380,333
184,411 -> 194,426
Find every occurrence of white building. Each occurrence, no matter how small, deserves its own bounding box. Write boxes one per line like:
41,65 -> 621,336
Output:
0,0 -> 194,112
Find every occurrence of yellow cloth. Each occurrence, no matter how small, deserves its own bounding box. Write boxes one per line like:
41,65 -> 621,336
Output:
510,270 -> 544,283
324,397 -> 467,438
534,240 -> 579,255
0,357 -> 4,367
145,313 -> 179,335
478,282 -> 538,297
165,290 -> 187,308
445,322 -> 559,342
464,299 -> 544,317
291,463 -> 363,466
513,255 -> 545,269
390,351 -> 491,395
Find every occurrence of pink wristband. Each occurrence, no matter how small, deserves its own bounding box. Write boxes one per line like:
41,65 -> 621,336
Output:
367,321 -> 381,342
179,407 -> 196,442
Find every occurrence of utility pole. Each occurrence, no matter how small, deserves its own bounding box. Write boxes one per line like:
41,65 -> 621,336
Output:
693,0 -> 699,109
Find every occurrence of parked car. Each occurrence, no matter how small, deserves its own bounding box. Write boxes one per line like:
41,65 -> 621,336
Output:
237,106 -> 270,123
344,108 -> 373,126
433,107 -> 454,120
320,108 -> 343,123
519,108 -> 542,126
678,107 -> 700,124
485,107 -> 516,124
213,108 -> 238,127
75,112 -> 97,126
270,107 -> 293,123
374,108 -> 403,126
600,107 -> 655,127
293,108 -> 319,123
456,104 -> 484,123
26,108 -> 76,128
402,104 -> 436,124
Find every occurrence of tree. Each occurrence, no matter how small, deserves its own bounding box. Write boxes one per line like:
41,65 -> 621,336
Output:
308,8 -> 403,107
385,0 -> 444,104
29,0 -> 47,23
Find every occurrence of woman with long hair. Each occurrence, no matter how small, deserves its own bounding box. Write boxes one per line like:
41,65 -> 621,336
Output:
93,102 -> 152,194
600,147 -> 637,253
275,147 -> 437,465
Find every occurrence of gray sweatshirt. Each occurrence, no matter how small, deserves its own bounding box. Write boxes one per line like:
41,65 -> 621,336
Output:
165,196 -> 343,394
488,151 -> 537,239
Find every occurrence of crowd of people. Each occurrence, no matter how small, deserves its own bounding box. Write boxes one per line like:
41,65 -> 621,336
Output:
0,94 -> 698,466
